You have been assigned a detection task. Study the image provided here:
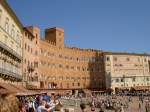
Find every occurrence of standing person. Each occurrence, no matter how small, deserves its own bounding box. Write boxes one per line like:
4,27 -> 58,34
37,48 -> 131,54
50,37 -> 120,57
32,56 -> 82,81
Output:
99,108 -> 104,112
37,100 -> 54,112
0,94 -> 20,112
91,106 -> 95,111
139,103 -> 141,112
145,104 -> 148,112
28,100 -> 34,112
80,103 -> 87,112
120,104 -> 124,112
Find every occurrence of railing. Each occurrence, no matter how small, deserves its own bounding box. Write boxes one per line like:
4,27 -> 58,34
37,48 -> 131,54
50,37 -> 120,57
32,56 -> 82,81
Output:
0,41 -> 21,60
0,66 -> 22,81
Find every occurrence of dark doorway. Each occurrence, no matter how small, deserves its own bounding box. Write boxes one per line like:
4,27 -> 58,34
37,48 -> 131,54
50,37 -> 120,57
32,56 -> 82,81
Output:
40,81 -> 44,88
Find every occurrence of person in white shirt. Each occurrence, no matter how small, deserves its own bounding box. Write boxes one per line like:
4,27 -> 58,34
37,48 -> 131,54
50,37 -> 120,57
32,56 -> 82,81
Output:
37,100 -> 54,112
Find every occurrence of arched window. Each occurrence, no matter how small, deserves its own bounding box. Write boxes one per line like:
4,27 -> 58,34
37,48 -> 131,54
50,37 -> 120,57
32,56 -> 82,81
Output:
11,29 -> 15,38
11,25 -> 15,38
5,18 -> 9,33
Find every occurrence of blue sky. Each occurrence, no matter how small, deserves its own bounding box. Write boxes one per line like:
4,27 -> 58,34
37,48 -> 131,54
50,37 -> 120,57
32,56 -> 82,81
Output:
7,0 -> 150,53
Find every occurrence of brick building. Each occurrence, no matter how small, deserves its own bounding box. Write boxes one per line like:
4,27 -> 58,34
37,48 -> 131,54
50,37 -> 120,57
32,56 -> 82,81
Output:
38,27 -> 105,90
22,26 -> 40,88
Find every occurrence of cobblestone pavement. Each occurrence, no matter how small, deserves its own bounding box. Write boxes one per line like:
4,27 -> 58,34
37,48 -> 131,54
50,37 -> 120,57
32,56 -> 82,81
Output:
60,96 -> 150,112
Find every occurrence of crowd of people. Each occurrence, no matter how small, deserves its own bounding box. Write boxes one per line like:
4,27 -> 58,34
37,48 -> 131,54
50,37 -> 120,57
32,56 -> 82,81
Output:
80,93 -> 150,112
0,93 -> 64,112
1,91 -> 150,112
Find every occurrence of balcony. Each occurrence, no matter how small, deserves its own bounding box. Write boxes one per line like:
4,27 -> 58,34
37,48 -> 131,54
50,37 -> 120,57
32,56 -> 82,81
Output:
0,67 -> 22,81
0,41 -> 21,61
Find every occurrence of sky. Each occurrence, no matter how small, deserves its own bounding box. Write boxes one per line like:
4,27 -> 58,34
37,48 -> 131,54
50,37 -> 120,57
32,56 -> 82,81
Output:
7,0 -> 150,54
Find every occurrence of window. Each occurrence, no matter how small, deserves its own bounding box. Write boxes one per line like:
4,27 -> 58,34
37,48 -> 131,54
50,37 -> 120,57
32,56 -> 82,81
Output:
138,58 -> 140,62
24,59 -> 26,64
120,64 -> 123,67
66,65 -> 69,69
106,57 -> 110,61
132,77 -> 135,82
28,45 -> 30,52
71,66 -> 74,70
59,64 -> 62,68
16,31 -> 20,39
113,57 -> 117,61
121,78 -> 124,82
35,50 -> 38,56
28,61 -> 30,66
67,83 -> 69,88
77,66 -> 80,70
36,40 -> 38,44
34,62 -> 38,68
116,79 -> 119,82
72,83 -> 74,86
66,77 -> 70,80
82,68 -> 85,71
11,25 -> 15,38
126,58 -> 130,61
59,54 -> 62,58
78,83 -> 80,86
5,18 -> 9,32
59,32 -> 61,36
31,62 -> 33,67
146,77 -> 149,81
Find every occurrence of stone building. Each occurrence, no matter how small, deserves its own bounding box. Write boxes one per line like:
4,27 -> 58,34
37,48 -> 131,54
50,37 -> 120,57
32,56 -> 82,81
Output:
0,0 -> 23,84
104,52 -> 150,92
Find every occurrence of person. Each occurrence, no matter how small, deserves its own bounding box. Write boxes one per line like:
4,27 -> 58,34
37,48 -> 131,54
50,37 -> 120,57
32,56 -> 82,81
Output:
139,103 -> 141,110
37,100 -> 54,112
55,100 -> 64,112
43,93 -> 50,103
28,100 -> 35,112
120,104 -> 124,112
91,105 -> 95,111
80,103 -> 87,112
99,108 -> 104,112
0,94 -> 20,112
18,103 -> 26,112
37,101 -> 45,112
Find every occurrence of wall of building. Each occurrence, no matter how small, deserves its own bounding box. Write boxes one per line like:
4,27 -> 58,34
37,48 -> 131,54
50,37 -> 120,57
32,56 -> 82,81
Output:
39,36 -> 105,90
0,1 -> 22,84
22,27 -> 40,88
36,27 -> 105,89
0,2 -> 22,56
104,54 -> 150,91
